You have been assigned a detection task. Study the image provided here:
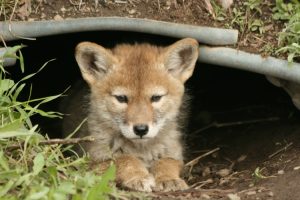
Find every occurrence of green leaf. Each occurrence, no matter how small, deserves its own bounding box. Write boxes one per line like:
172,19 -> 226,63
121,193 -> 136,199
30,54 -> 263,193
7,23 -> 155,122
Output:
87,164 -> 116,200
0,120 -> 23,132
47,166 -> 58,186
0,130 -> 34,139
57,182 -> 76,194
33,153 -> 45,175
13,83 -> 26,101
0,180 -> 14,197
2,46 -> 23,58
18,50 -> 25,73
26,187 -> 49,200
0,170 -> 19,179
15,173 -> 32,187
288,52 -> 295,63
0,79 -> 15,94
0,151 -> 9,171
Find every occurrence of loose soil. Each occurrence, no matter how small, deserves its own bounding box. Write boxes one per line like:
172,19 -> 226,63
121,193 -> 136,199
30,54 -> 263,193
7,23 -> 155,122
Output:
3,0 -> 300,199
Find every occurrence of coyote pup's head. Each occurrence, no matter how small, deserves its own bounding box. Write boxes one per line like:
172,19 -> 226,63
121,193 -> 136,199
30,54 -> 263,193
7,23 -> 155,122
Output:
75,38 -> 199,141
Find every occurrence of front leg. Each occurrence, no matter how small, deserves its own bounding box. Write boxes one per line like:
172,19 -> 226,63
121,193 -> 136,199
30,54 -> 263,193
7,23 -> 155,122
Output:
115,154 -> 155,192
151,158 -> 188,192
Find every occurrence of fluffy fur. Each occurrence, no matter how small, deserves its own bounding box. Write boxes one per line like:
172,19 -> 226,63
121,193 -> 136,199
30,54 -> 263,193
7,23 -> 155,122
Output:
62,38 -> 199,192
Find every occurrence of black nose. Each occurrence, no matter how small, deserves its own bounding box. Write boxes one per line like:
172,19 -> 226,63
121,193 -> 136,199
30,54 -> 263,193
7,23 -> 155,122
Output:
133,124 -> 149,138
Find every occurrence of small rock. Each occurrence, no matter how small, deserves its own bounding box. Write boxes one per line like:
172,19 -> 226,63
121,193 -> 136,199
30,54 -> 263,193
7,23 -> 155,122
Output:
200,194 -> 211,199
54,14 -> 63,21
219,178 -> 230,186
246,191 -> 256,196
202,167 -> 211,177
128,9 -> 136,15
264,24 -> 273,31
166,0 -> 171,6
227,193 -> 240,200
164,0 -> 171,9
217,0 -> 233,10
237,155 -> 247,162
216,168 -> 231,177
268,191 -> 274,197
27,18 -> 35,22
294,166 -> 300,170
40,13 -> 46,19
212,152 -> 218,158
278,170 -> 284,175
61,7 -> 66,12
206,178 -> 214,184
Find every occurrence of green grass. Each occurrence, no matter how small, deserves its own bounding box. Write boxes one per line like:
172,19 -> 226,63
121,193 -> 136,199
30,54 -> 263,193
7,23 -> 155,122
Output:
212,0 -> 299,62
273,0 -> 300,62
0,46 -> 134,200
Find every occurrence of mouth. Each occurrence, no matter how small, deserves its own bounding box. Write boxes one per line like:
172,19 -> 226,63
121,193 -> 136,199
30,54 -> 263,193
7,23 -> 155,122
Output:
131,137 -> 151,142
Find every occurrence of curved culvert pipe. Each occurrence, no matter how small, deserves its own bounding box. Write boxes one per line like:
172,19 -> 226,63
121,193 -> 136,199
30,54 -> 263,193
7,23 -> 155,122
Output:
198,46 -> 300,84
0,47 -> 17,67
0,17 -> 238,46
1,17 -> 300,84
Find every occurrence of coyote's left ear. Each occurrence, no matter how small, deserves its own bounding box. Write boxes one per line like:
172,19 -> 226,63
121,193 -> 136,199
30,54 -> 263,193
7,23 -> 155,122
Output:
163,38 -> 199,83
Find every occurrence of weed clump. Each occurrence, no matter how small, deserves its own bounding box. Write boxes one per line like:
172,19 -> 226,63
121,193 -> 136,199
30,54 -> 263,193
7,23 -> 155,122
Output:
0,47 -> 118,200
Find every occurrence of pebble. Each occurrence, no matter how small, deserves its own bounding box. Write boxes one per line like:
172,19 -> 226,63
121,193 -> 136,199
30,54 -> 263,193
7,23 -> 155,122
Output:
246,191 -> 257,195
237,155 -> 247,162
202,167 -> 211,177
128,9 -> 136,15
216,168 -> 231,177
294,166 -> 300,170
200,194 -> 211,199
40,13 -> 46,19
268,191 -> 274,197
54,14 -> 63,21
277,170 -> 284,175
227,193 -> 241,200
217,0 -> 233,9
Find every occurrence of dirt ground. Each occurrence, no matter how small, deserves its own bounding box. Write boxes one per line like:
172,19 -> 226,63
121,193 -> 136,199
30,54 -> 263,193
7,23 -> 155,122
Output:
3,0 -> 300,199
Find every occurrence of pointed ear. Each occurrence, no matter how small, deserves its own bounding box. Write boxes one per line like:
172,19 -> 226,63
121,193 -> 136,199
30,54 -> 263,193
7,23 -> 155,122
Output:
75,42 -> 117,84
163,38 -> 199,83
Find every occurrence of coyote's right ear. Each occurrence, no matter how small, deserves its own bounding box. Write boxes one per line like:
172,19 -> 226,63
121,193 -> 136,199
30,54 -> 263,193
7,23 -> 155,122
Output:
75,42 -> 117,84
163,38 -> 199,83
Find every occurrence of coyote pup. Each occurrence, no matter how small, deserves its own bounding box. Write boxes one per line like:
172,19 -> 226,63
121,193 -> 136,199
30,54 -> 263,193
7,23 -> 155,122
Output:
63,38 -> 199,192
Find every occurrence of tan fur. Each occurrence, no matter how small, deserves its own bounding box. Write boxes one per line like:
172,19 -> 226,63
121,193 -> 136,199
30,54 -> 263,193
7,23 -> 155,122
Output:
62,38 -> 199,192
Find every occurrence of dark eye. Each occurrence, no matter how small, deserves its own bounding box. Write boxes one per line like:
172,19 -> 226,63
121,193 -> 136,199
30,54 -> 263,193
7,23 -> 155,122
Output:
151,95 -> 162,102
114,95 -> 128,103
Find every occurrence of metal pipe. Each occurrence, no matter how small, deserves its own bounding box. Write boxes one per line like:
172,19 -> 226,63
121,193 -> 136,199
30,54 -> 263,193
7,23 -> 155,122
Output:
0,17 -> 238,46
198,46 -> 300,84
1,17 -> 299,84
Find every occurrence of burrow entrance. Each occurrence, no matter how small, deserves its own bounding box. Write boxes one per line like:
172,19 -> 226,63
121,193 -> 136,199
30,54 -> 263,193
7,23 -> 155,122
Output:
7,31 -> 300,199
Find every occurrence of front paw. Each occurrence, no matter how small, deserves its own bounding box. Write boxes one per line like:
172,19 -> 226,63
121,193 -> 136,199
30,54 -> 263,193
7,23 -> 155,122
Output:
122,174 -> 155,192
153,178 -> 188,192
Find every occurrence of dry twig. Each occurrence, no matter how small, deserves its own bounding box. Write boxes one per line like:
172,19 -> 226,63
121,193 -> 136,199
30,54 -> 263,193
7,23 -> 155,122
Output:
185,147 -> 220,167
268,142 -> 293,159
191,117 -> 280,136
185,147 -> 220,179
204,0 -> 215,18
